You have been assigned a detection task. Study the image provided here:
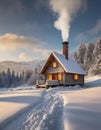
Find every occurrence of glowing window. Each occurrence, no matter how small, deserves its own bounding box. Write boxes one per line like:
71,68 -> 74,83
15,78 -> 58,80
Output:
53,62 -> 57,68
74,74 -> 78,80
58,73 -> 63,80
48,74 -> 52,80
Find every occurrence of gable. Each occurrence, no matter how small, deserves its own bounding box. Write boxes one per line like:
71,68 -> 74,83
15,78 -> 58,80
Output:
40,53 -> 65,74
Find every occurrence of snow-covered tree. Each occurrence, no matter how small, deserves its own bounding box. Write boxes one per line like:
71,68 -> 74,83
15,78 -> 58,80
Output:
25,70 -> 33,80
1,71 -> 9,87
7,68 -> 12,87
84,42 -> 95,70
92,39 -> 101,63
27,73 -> 40,85
89,39 -> 101,75
0,72 -> 1,87
0,68 -> 37,88
73,51 -> 78,61
77,43 -> 86,65
73,38 -> 101,75
11,70 -> 16,87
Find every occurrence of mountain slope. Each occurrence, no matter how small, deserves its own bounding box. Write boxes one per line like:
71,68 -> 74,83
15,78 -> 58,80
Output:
0,60 -> 45,73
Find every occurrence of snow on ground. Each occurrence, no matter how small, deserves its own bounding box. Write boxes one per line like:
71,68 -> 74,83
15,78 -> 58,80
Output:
20,91 -> 63,130
57,75 -> 101,130
0,87 -> 45,130
85,74 -> 101,87
0,75 -> 101,130
58,87 -> 101,130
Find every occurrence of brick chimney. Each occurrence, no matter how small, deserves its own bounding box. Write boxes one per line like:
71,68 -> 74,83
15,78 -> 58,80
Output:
62,41 -> 69,59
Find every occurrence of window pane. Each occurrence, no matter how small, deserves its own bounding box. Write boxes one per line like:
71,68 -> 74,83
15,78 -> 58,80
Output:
48,74 -> 52,80
74,74 -> 78,80
58,73 -> 63,80
53,62 -> 57,68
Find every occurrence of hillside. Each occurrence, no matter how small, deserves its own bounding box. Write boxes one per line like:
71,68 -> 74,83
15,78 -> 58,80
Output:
0,60 -> 45,73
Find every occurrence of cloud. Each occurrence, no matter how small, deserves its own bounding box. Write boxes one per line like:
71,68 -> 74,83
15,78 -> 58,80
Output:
19,53 -> 33,61
0,33 -> 60,61
0,33 -> 40,51
33,48 -> 52,58
33,48 -> 61,58
0,33 -> 47,61
88,19 -> 101,35
0,33 -> 61,61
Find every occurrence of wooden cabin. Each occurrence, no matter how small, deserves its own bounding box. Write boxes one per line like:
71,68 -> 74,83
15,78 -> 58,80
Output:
37,42 -> 86,88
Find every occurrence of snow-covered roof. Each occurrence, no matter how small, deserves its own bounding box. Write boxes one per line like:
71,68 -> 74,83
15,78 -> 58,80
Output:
41,51 -> 86,75
52,52 -> 86,75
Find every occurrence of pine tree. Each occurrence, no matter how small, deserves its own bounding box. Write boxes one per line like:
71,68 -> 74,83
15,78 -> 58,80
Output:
73,51 -> 78,61
93,39 -> 101,63
77,43 -> 86,65
90,39 -> 101,75
7,68 -> 12,87
1,71 -> 9,87
84,42 -> 95,70
25,70 -> 33,81
11,70 -> 16,87
0,72 -> 1,88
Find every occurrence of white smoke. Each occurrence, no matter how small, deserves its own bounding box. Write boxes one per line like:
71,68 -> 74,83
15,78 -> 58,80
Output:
49,0 -> 87,41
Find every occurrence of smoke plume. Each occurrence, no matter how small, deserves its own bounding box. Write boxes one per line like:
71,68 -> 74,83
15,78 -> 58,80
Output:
49,0 -> 87,41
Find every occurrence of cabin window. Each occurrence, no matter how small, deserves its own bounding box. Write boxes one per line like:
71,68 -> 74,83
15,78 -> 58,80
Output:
52,62 -> 57,68
47,74 -> 52,80
58,73 -> 63,80
74,74 -> 78,80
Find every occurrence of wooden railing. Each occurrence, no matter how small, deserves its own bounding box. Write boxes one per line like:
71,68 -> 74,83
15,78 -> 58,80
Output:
36,80 -> 60,89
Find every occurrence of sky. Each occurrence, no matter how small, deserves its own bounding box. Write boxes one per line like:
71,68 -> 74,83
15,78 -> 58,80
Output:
0,0 -> 101,62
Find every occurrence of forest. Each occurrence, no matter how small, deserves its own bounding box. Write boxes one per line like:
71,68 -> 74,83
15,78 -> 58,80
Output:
73,38 -> 101,75
0,68 -> 40,88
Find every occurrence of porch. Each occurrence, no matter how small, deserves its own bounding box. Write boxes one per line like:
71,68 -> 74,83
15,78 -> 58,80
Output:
36,79 -> 63,89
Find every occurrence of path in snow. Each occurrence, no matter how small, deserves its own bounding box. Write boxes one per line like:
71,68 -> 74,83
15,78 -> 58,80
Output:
0,88 -> 64,130
20,90 -> 64,130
